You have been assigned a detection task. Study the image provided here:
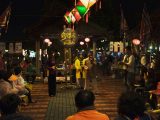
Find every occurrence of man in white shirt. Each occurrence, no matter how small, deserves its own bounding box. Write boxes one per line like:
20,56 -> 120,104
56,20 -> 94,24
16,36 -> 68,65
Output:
122,46 -> 135,90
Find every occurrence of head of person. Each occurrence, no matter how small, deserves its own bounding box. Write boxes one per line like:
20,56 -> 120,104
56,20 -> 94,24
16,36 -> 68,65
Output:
14,67 -> 22,76
79,53 -> 83,59
0,70 -> 11,82
117,91 -> 146,119
0,93 -> 21,116
75,90 -> 95,110
125,46 -> 132,55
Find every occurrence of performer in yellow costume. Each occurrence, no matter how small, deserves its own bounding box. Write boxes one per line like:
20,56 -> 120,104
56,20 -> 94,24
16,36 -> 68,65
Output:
75,54 -> 85,89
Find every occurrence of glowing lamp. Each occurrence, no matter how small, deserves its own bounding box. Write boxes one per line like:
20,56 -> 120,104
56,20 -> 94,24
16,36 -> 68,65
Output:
80,41 -> 84,45
80,0 -> 97,8
76,1 -> 88,17
71,8 -> 81,21
132,39 -> 140,45
48,41 -> 52,46
44,38 -> 50,43
85,37 -> 90,42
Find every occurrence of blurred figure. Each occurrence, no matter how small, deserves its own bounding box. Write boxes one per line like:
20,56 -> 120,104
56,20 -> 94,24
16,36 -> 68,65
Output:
0,93 -> 32,120
139,53 -> 147,87
0,71 -> 18,99
83,53 -> 96,90
13,67 -> 36,103
25,60 -> 36,84
47,52 -> 56,97
122,46 -> 135,90
66,90 -> 110,120
75,53 -> 85,88
115,91 -> 154,120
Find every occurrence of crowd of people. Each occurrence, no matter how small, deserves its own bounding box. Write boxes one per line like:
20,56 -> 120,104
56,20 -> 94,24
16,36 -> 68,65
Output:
0,46 -> 159,119
0,89 -> 156,120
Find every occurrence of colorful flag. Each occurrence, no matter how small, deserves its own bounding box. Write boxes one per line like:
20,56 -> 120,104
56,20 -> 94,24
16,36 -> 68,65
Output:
139,4 -> 152,41
76,1 -> 89,17
80,0 -> 96,9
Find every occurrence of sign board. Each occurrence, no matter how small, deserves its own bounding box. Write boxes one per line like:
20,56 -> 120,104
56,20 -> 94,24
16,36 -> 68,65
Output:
15,42 -> 22,53
114,42 -> 118,52
109,42 -> 113,51
9,43 -> 14,53
0,42 -> 5,52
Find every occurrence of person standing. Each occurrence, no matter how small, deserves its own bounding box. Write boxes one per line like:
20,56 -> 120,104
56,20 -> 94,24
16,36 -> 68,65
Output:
83,53 -> 96,90
122,46 -> 135,90
75,53 -> 84,88
140,53 -> 147,87
47,52 -> 56,97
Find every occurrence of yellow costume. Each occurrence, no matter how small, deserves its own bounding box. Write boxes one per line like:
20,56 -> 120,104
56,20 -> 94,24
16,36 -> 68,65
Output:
75,58 -> 85,79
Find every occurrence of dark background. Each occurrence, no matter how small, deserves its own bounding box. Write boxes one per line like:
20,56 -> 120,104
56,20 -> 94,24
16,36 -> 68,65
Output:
0,0 -> 159,41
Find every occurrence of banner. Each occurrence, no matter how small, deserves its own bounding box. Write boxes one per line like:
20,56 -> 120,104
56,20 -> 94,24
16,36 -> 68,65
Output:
140,4 -> 152,41
120,4 -> 128,39
0,42 -> 6,52
15,42 -> 22,53
9,43 -> 14,53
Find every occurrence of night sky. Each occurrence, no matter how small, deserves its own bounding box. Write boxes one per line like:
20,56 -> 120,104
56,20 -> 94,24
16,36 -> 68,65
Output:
0,0 -> 159,41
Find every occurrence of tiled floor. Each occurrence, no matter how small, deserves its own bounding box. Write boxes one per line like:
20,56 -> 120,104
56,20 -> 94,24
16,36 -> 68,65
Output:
21,75 -> 126,120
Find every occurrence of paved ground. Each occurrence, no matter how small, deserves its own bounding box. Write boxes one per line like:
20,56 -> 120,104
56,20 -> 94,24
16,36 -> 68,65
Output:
21,75 -> 126,120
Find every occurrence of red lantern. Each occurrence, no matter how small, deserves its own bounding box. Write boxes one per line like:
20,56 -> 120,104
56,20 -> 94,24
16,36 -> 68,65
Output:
71,8 -> 81,21
132,39 -> 140,45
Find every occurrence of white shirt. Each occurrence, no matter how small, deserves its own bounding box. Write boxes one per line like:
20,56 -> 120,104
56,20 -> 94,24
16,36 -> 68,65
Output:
126,55 -> 135,73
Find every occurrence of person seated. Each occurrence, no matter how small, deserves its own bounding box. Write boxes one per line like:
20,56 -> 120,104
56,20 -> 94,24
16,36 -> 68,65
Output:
0,71 -> 18,99
115,91 -> 154,120
65,90 -> 110,120
9,67 -> 36,104
25,60 -> 36,84
0,93 -> 32,120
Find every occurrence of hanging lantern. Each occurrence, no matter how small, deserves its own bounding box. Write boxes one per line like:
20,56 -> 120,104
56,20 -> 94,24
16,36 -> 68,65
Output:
64,12 -> 72,24
85,37 -> 90,42
61,28 -> 77,47
44,38 -> 50,43
80,0 -> 97,9
132,39 -> 140,45
71,8 -> 81,21
80,41 -> 84,45
69,12 -> 76,23
76,1 -> 89,17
